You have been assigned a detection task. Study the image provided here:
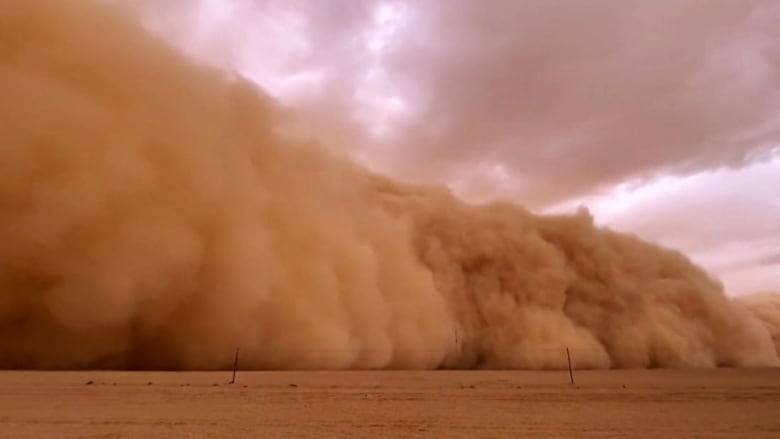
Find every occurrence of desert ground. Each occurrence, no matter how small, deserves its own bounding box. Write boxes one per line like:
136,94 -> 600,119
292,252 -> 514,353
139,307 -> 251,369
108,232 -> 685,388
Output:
0,369 -> 778,438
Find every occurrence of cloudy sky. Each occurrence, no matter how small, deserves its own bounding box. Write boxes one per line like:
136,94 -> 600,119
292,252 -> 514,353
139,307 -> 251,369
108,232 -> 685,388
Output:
137,0 -> 780,295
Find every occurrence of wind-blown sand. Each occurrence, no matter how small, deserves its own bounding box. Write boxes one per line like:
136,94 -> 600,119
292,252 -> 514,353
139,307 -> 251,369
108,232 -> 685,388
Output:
1,369 -> 778,438
3,0 -> 780,372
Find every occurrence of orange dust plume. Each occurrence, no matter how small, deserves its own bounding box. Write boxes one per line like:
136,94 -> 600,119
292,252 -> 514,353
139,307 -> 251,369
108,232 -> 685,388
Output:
739,293 -> 780,355
0,0 -> 778,369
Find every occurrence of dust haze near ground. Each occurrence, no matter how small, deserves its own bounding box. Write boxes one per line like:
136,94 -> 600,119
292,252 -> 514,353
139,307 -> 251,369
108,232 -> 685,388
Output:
0,1 -> 778,370
740,294 -> 780,354
1,370 -> 779,438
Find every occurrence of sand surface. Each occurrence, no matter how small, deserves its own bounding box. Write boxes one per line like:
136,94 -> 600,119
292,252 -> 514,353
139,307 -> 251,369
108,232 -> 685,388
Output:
0,369 -> 778,438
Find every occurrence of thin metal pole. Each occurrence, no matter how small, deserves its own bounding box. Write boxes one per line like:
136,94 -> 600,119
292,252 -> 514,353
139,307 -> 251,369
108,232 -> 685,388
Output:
566,347 -> 575,385
230,347 -> 240,384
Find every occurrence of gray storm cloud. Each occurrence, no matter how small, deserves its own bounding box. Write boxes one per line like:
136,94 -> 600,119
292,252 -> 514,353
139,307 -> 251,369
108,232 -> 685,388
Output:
0,0 -> 778,369
375,0 -> 780,205
154,0 -> 780,207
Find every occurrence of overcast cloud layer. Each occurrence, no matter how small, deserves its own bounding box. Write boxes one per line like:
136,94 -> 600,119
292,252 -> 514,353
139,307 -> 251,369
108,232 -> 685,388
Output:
136,0 -> 780,293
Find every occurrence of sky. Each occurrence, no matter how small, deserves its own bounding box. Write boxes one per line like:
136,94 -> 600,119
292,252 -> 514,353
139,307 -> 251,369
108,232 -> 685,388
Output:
137,0 -> 780,295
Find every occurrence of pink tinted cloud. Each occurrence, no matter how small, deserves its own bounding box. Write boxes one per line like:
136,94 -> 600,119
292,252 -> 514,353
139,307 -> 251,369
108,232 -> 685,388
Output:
136,0 -> 780,293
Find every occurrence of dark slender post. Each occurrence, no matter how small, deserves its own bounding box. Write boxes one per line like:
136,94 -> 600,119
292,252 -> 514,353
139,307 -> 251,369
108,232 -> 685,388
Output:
230,347 -> 240,384
566,347 -> 575,385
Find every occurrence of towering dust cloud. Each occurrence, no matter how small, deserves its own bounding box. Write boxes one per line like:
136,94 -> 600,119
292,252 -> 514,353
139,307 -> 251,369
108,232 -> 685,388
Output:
1,1 -> 778,369
739,294 -> 780,355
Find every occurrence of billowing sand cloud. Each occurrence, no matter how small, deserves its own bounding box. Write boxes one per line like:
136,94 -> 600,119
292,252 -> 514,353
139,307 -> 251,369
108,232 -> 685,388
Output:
575,158 -> 780,294
740,294 -> 780,354
0,0 -> 778,369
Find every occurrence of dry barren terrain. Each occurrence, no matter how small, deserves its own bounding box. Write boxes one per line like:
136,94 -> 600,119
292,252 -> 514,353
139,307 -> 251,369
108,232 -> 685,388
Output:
0,369 -> 778,438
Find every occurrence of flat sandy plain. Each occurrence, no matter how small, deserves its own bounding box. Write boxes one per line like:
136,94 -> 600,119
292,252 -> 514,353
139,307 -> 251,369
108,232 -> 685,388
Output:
0,368 -> 778,438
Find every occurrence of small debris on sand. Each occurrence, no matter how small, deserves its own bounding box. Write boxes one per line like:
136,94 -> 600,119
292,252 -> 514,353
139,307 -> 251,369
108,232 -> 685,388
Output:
289,384 -> 298,388
84,380 -> 94,386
